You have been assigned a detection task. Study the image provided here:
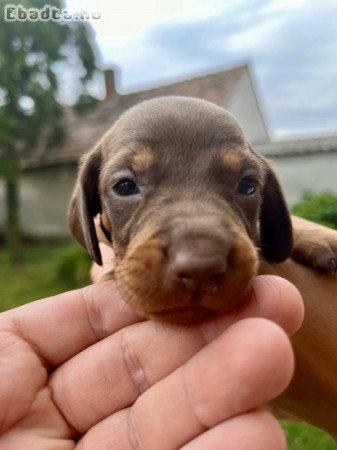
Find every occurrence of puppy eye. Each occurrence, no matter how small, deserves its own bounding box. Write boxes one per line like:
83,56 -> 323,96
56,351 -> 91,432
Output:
236,177 -> 257,195
113,179 -> 140,196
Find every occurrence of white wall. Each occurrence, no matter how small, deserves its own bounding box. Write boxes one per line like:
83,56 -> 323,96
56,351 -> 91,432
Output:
227,69 -> 270,144
271,152 -> 337,205
0,164 -> 77,238
21,164 -> 77,237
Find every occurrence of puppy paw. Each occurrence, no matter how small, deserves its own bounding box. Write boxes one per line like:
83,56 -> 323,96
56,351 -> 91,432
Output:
292,227 -> 337,274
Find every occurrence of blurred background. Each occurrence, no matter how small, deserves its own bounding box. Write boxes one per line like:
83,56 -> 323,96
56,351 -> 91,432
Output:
0,1 -> 337,447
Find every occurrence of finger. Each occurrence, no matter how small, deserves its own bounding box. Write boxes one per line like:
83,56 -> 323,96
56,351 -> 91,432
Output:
181,409 -> 286,450
50,277 -> 302,432
207,275 -> 304,338
76,318 -> 293,449
130,319 -> 293,449
1,281 -> 140,367
0,388 -> 74,448
251,276 -> 304,335
90,243 -> 115,282
0,332 -> 47,433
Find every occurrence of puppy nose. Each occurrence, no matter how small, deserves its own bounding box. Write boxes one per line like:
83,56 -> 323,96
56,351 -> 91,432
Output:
169,242 -> 228,293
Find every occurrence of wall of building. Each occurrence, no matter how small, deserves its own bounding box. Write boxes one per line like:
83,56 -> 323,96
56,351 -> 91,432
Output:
271,151 -> 337,205
227,69 -> 270,144
0,163 -> 77,238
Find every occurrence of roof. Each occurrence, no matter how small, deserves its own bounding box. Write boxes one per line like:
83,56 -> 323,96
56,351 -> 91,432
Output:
22,64 -> 247,169
255,134 -> 337,157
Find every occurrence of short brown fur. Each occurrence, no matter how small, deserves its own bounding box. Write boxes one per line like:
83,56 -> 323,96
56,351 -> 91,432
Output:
69,96 -> 337,437
131,147 -> 154,173
220,148 -> 243,172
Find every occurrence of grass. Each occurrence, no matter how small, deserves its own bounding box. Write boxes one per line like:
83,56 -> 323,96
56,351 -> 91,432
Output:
0,244 -> 337,448
0,242 -> 91,311
282,420 -> 337,450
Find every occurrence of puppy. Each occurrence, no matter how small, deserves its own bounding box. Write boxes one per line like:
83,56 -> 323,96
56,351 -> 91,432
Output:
69,96 -> 336,324
69,96 -> 337,437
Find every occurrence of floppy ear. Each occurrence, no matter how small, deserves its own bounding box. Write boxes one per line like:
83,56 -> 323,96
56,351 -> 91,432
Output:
68,148 -> 103,265
260,166 -> 293,262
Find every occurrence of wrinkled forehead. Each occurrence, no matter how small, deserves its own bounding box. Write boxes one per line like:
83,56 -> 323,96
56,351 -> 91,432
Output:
100,97 -> 254,177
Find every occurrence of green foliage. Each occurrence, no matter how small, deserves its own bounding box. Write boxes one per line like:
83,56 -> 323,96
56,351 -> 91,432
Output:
0,243 -> 91,311
55,244 -> 92,287
0,0 -> 99,260
0,0 -> 98,156
282,420 -> 337,450
292,191 -> 337,230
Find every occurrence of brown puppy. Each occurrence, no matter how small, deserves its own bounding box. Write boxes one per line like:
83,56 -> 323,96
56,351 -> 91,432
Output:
69,96 -> 335,323
69,96 -> 337,437
70,96 -> 294,322
262,255 -> 337,439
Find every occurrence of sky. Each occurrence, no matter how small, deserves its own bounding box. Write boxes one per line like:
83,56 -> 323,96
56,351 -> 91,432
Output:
66,0 -> 337,138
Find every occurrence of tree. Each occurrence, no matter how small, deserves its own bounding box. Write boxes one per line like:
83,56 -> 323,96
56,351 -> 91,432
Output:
0,0 -> 98,262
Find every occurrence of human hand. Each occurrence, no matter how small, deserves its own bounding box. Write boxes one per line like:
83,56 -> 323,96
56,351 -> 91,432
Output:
0,245 -> 303,449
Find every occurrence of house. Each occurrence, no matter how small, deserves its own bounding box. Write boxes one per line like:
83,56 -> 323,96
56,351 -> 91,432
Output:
257,135 -> 337,204
0,63 -> 336,238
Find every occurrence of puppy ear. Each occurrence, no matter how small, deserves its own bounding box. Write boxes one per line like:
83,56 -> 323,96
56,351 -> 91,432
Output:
68,148 -> 102,265
260,166 -> 293,262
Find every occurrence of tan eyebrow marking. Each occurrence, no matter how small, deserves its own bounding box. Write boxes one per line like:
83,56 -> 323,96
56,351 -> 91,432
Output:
131,147 -> 154,173
220,148 -> 243,172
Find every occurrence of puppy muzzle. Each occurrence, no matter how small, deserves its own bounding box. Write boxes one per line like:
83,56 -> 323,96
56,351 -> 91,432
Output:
114,202 -> 258,323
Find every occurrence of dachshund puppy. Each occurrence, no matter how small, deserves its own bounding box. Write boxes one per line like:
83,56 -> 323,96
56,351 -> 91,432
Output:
69,96 -> 337,323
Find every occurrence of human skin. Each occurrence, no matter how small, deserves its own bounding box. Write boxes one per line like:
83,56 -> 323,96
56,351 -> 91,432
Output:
0,245 -> 303,449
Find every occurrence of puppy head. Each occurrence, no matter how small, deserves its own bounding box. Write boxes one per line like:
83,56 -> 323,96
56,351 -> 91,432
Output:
69,96 -> 292,323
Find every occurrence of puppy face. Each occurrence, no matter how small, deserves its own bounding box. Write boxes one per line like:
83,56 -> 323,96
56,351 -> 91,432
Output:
70,96 -> 292,323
